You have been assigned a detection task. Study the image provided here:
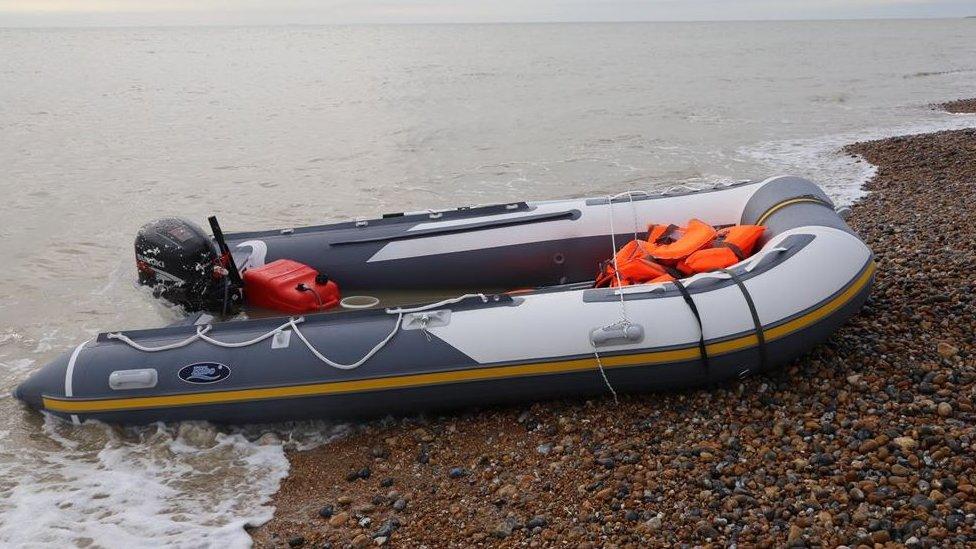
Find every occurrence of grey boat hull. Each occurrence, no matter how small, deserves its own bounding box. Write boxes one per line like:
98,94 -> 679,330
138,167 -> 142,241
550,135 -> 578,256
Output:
16,176 -> 874,425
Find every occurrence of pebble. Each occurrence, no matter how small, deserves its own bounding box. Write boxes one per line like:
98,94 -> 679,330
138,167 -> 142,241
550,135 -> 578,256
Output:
328,511 -> 349,527
910,494 -> 936,512
937,402 -> 953,417
526,516 -> 547,529
788,524 -> 802,543
372,518 -> 400,539
894,436 -> 918,451
696,521 -> 719,539
937,341 -> 959,358
644,515 -> 662,531
287,536 -> 305,548
448,467 -> 468,478
346,467 -> 371,482
491,518 -> 517,538
496,484 -> 517,499
392,498 -> 407,511
318,504 -> 334,518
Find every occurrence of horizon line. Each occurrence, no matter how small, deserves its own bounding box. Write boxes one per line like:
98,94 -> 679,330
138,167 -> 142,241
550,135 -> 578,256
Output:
0,15 -> 972,30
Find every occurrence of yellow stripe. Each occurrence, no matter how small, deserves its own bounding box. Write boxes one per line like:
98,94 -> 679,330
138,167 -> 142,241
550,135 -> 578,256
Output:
43,262 -> 875,414
756,197 -> 831,226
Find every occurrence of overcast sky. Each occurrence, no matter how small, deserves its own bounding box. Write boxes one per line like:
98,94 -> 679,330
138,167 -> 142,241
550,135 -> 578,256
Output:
1,0 -> 973,27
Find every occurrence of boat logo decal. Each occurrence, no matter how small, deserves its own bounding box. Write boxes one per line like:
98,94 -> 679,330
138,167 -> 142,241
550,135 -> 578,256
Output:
178,362 -> 231,384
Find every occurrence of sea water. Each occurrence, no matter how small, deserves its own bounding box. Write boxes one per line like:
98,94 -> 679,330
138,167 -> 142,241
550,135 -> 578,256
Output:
1,19 -> 974,547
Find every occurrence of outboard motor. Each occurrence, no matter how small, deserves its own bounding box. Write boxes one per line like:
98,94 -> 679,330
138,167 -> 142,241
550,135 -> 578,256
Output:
135,217 -> 243,315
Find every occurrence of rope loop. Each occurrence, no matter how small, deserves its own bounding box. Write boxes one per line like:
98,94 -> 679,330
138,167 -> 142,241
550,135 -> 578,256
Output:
103,294 -> 490,371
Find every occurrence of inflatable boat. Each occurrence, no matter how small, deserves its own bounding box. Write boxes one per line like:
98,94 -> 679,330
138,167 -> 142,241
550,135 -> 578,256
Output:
15,176 -> 874,425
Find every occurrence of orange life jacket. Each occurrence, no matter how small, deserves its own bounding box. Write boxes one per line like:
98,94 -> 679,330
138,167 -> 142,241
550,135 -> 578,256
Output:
643,219 -> 717,261
594,240 -> 675,288
678,225 -> 765,275
595,222 -> 764,287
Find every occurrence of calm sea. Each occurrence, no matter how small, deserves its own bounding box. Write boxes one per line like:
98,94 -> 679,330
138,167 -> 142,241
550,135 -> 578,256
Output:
1,19 -> 974,547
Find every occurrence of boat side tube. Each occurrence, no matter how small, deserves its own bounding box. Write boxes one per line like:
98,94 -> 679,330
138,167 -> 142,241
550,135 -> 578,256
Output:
15,176 -> 875,425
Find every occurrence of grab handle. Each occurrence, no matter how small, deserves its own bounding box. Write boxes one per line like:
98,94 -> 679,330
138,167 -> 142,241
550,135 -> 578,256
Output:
744,246 -> 789,272
590,322 -> 644,347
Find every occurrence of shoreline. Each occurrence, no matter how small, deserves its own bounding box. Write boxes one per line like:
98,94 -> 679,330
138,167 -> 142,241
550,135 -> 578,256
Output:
251,104 -> 976,548
939,98 -> 976,114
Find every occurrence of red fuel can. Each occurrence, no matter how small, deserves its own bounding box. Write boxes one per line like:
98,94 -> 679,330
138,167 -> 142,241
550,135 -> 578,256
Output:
242,259 -> 340,314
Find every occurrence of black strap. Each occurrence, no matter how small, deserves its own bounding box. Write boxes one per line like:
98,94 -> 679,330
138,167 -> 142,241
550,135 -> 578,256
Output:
653,224 -> 680,244
718,241 -> 746,260
671,279 -> 709,374
722,269 -> 768,373
661,264 -> 684,280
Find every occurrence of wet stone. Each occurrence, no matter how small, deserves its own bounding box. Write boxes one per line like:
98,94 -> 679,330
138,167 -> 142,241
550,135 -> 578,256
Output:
910,494 -> 936,512
372,518 -> 400,539
644,516 -> 662,531
696,521 -> 719,539
329,511 -> 350,527
937,402 -> 953,417
491,518 -> 518,538
448,467 -> 468,478
346,467 -> 371,482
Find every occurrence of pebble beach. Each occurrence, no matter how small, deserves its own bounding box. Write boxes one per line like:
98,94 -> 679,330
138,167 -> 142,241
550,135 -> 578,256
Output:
250,102 -> 976,548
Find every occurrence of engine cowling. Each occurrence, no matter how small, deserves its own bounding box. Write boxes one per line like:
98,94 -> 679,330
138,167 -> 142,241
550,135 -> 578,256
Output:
135,217 -> 242,314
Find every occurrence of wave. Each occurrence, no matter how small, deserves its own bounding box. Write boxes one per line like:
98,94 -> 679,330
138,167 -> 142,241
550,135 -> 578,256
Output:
740,109 -> 976,206
904,68 -> 976,79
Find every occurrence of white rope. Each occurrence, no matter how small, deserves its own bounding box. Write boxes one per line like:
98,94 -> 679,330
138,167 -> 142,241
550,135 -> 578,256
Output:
196,318 -> 301,348
607,190 -> 646,244
387,293 -> 488,314
105,294 -> 490,371
591,343 -> 619,405
107,325 -> 213,352
627,192 -> 640,242
287,314 -> 403,370
286,294 -> 487,370
605,193 -> 629,322
592,192 -> 652,403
